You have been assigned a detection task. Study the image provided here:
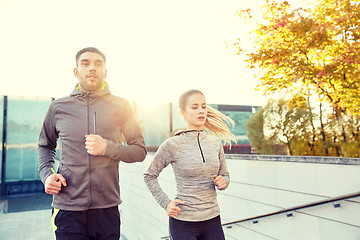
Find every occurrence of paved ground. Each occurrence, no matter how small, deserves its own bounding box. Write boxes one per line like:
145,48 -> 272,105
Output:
0,208 -> 53,240
0,193 -> 128,240
0,193 -> 53,240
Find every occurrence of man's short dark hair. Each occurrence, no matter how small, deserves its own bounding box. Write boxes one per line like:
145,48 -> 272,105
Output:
76,47 -> 106,66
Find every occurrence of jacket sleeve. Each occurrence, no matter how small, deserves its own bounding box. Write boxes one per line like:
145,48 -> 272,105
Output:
38,103 -> 58,184
104,100 -> 147,163
143,140 -> 173,209
218,140 -> 230,190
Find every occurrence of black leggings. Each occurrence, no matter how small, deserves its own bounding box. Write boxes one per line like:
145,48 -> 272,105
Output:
169,215 -> 225,240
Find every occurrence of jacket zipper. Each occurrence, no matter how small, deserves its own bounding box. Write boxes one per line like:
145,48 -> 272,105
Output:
87,93 -> 93,207
197,131 -> 206,163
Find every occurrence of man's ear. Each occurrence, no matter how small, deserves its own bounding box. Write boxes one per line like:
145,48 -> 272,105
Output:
104,69 -> 107,79
74,68 -> 78,77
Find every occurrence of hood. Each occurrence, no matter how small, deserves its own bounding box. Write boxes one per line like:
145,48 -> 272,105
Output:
70,81 -> 111,99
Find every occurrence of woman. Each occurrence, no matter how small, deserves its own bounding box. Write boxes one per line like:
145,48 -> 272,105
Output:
144,89 -> 236,240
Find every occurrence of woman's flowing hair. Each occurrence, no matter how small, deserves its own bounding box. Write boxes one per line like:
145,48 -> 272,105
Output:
179,89 -> 237,146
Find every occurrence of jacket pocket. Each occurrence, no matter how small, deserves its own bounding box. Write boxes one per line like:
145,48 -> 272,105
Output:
59,167 -> 71,179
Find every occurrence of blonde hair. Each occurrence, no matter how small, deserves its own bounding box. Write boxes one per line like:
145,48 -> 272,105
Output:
179,89 -> 237,146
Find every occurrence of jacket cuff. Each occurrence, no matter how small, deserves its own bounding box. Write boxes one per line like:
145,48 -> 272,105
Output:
220,175 -> 230,190
102,139 -> 122,160
41,170 -> 53,184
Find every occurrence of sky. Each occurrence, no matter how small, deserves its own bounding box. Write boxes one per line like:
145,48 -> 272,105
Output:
0,0 -> 306,107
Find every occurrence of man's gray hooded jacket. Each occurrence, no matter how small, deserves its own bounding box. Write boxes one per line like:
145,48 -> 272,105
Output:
38,83 -> 146,211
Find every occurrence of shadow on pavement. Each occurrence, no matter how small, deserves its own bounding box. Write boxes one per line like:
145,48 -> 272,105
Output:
1,193 -> 52,213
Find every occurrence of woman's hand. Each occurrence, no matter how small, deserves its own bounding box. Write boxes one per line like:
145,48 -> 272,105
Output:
166,199 -> 185,217
214,175 -> 227,190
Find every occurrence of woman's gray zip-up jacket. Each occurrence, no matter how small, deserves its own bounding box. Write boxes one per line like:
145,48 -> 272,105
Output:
38,84 -> 146,211
144,130 -> 229,222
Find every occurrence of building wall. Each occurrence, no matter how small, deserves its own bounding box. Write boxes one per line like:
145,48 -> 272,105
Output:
119,154 -> 360,240
0,96 -> 52,195
137,102 -> 256,147
1,96 -> 256,195
2,95 -> 359,239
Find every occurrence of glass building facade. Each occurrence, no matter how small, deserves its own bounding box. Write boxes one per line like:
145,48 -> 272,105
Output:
0,95 -> 258,196
1,96 -> 53,195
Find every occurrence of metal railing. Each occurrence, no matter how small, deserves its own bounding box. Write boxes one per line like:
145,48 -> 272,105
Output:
222,191 -> 360,227
161,191 -> 360,239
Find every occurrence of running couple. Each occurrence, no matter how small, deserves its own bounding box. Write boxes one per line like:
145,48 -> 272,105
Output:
38,47 -> 235,240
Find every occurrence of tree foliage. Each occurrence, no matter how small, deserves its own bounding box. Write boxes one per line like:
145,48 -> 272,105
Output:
247,98 -> 310,155
236,0 -> 360,116
246,98 -> 360,157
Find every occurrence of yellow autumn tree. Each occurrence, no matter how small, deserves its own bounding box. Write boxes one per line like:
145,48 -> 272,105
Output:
237,0 -> 360,157
235,0 -> 360,116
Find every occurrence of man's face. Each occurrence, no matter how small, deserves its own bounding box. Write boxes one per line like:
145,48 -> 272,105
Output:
74,52 -> 107,92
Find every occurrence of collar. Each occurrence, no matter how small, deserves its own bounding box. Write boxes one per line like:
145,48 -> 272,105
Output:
70,81 -> 111,99
75,81 -> 108,91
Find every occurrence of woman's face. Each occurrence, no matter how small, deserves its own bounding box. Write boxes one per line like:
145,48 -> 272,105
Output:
181,93 -> 207,130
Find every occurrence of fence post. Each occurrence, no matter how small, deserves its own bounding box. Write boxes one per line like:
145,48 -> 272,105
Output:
1,96 -> 8,197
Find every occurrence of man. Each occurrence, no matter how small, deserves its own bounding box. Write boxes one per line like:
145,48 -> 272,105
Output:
38,47 -> 147,240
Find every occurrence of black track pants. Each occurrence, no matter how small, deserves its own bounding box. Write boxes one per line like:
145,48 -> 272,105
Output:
52,206 -> 120,240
